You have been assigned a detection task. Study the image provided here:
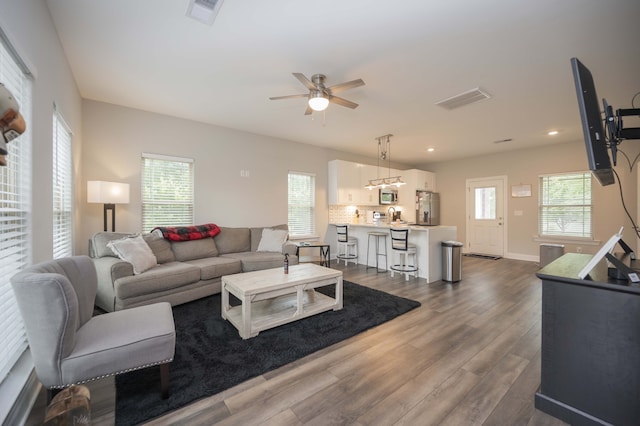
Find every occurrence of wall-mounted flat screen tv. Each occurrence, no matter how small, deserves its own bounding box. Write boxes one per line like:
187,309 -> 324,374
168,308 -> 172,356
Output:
571,57 -> 615,186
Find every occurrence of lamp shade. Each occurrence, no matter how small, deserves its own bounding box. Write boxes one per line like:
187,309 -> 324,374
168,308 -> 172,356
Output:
87,181 -> 130,204
308,91 -> 329,111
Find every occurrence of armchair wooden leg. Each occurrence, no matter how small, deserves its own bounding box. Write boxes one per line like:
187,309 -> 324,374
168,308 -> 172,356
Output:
160,363 -> 170,399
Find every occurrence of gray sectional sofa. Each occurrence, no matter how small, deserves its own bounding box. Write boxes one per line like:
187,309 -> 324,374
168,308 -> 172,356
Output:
89,225 -> 299,312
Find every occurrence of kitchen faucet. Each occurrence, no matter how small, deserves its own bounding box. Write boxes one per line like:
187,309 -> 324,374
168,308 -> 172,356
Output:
387,207 -> 395,224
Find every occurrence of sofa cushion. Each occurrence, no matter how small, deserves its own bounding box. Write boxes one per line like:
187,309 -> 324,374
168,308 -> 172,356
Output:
256,228 -> 289,252
143,231 -> 175,264
114,262 -> 201,300
170,238 -> 218,261
215,227 -> 251,254
90,232 -> 132,258
250,224 -> 288,252
221,252 -> 288,272
184,257 -> 242,280
107,235 -> 157,275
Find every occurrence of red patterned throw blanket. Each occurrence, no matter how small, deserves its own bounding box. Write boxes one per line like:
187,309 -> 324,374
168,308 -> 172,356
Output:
153,223 -> 220,242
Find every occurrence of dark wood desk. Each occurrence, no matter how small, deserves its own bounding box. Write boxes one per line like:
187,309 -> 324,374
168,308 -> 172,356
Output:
295,242 -> 330,268
535,253 -> 640,425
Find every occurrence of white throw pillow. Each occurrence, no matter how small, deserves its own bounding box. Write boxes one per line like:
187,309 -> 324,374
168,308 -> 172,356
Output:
107,234 -> 157,274
257,228 -> 288,252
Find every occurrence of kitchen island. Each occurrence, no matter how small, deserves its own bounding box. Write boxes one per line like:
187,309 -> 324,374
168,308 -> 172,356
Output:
329,223 -> 457,283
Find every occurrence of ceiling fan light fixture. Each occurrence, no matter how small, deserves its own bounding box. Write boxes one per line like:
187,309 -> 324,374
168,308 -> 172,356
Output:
308,91 -> 329,111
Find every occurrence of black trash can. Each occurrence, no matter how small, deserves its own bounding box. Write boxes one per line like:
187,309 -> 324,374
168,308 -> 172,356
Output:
441,240 -> 463,282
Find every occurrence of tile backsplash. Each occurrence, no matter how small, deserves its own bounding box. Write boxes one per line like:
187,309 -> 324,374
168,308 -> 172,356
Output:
328,205 -> 407,224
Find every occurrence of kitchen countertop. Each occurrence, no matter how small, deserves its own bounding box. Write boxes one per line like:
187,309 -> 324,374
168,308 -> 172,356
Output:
330,222 -> 456,231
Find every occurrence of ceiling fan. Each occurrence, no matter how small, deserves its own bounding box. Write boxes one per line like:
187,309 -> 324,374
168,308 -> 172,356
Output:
269,73 -> 365,115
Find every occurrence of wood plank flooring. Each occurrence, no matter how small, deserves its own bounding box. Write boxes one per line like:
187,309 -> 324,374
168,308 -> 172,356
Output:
28,257 -> 569,425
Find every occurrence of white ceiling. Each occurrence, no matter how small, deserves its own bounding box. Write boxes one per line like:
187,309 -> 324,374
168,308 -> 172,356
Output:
45,0 -> 640,166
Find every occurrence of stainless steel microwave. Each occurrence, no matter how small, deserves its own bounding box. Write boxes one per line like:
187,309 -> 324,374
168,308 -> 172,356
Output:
379,188 -> 398,205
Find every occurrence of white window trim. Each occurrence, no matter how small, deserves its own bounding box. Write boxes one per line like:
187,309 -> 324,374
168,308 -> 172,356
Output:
0,24 -> 34,424
288,171 -> 317,239
52,106 -> 73,258
141,152 -> 195,231
539,171 -> 593,240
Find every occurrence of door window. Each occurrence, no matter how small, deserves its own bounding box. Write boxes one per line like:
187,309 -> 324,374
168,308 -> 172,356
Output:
475,187 -> 496,220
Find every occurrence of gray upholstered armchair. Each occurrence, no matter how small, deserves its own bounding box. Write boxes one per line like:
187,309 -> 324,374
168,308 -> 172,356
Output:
10,256 -> 176,398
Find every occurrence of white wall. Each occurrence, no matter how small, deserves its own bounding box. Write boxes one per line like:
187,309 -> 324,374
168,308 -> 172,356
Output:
424,141 -> 640,259
0,0 -> 83,263
79,100 -> 391,254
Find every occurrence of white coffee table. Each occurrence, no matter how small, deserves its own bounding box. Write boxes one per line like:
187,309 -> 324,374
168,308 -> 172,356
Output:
221,263 -> 343,339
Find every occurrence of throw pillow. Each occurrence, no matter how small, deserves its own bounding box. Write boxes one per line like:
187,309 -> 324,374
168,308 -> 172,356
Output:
143,231 -> 175,264
257,228 -> 288,252
107,235 -> 157,275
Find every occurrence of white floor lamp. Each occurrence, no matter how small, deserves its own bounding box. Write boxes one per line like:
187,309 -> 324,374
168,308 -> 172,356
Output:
87,181 -> 130,232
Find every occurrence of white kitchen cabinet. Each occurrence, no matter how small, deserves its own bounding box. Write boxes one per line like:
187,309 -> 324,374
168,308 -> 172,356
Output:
360,164 -> 380,205
404,169 -> 436,191
329,161 -> 436,208
329,160 -> 377,205
328,160 -> 359,205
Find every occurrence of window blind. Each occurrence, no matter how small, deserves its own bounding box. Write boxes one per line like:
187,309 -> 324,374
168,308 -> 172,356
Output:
141,153 -> 194,232
539,172 -> 592,238
288,172 -> 315,237
52,110 -> 73,259
0,38 -> 32,384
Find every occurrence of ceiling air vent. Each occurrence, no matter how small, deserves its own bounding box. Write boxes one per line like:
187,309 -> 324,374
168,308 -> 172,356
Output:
186,0 -> 224,25
435,87 -> 491,110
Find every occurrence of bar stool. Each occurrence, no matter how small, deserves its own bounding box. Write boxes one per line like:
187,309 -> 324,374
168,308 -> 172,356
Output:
390,228 -> 418,281
366,232 -> 388,273
336,224 -> 358,266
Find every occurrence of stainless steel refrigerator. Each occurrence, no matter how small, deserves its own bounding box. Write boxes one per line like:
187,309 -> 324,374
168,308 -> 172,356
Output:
416,191 -> 440,225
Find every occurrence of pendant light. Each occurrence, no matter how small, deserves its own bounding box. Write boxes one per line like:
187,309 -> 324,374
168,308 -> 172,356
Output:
365,134 -> 405,189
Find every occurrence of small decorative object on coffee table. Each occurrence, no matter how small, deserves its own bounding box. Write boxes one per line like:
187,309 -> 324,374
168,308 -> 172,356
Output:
221,263 -> 343,339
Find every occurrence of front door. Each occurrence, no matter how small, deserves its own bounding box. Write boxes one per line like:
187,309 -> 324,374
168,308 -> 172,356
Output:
466,177 -> 506,257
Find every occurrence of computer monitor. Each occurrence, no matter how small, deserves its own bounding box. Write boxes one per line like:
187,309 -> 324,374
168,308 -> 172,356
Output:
571,57 -> 615,186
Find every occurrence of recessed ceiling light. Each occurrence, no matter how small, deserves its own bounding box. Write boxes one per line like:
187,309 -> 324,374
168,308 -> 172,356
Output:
548,130 -> 559,136
427,148 -> 435,152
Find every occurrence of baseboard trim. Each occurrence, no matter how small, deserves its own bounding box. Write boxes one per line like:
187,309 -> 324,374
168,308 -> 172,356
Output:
505,252 -> 539,263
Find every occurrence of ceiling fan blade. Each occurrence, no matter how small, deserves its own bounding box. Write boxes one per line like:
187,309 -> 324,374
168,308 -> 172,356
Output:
293,73 -> 316,91
329,95 -> 359,109
304,105 -> 313,115
269,94 -> 308,101
326,78 -> 365,94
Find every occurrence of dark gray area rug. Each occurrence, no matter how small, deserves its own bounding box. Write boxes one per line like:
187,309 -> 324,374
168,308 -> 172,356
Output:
115,280 -> 420,425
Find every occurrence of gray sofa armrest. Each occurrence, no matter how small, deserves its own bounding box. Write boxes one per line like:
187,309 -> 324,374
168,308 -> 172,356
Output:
92,257 -> 134,312
283,242 -> 298,257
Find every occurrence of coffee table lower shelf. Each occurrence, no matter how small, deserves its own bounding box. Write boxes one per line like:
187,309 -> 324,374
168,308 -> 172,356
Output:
225,290 -> 338,338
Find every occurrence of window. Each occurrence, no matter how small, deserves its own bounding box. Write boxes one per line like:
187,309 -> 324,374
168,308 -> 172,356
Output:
288,172 -> 316,238
474,187 -> 496,220
0,35 -> 32,384
141,153 -> 194,232
539,172 -> 592,238
52,109 -> 73,258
